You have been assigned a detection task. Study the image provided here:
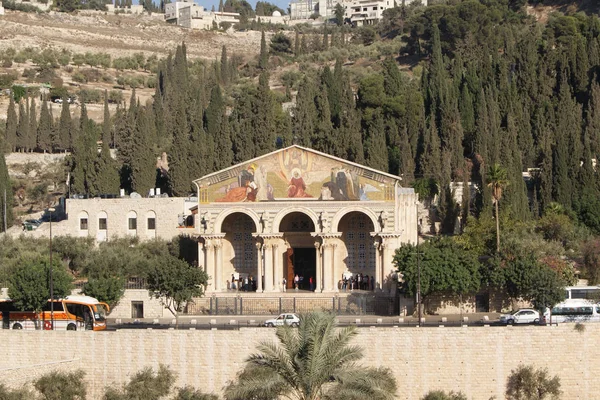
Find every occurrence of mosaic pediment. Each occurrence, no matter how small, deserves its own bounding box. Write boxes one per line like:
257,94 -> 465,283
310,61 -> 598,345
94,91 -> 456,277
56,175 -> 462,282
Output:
195,146 -> 399,203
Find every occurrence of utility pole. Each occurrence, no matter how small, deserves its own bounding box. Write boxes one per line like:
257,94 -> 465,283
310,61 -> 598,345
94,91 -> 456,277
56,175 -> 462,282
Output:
3,189 -> 6,232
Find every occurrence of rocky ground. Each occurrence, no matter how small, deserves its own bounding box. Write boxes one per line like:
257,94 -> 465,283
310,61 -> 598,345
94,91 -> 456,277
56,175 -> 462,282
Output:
0,10 -> 263,60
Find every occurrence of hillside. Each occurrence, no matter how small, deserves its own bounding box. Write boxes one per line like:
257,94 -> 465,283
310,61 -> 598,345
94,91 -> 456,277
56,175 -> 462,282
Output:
0,11 -> 262,60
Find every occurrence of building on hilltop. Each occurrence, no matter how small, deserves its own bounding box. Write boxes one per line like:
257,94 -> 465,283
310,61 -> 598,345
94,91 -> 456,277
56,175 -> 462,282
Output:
289,0 -> 427,25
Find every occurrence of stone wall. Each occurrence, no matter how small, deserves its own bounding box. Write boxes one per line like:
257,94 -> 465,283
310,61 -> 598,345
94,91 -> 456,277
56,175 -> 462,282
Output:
1,325 -> 598,399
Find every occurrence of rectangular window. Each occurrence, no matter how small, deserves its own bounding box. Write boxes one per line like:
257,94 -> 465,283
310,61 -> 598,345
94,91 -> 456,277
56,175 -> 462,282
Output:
384,185 -> 394,201
99,218 -> 107,230
131,301 -> 144,319
80,218 -> 88,230
128,218 -> 137,230
200,188 -> 209,203
363,7 -> 367,11
372,6 -> 377,10
147,217 -> 156,230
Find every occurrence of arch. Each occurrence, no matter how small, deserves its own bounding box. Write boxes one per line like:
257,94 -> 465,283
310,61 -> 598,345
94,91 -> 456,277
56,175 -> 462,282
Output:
213,208 -> 261,234
271,206 -> 320,234
330,206 -> 380,234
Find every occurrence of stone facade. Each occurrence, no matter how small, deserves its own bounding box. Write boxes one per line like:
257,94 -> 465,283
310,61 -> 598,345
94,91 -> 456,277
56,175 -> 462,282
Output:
193,145 -> 418,295
1,325 -> 598,399
62,197 -> 197,242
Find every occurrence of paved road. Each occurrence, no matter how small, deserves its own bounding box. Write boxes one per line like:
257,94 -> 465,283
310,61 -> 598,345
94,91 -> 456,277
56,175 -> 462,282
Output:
106,312 -> 519,330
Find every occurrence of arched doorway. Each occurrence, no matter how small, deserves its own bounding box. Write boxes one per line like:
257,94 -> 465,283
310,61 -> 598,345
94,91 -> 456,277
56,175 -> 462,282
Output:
279,212 -> 316,291
222,213 -> 258,291
339,212 -> 375,291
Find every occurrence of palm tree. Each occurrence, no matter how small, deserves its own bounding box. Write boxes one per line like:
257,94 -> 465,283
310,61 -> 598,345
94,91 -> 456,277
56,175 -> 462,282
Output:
224,312 -> 397,400
487,164 -> 509,254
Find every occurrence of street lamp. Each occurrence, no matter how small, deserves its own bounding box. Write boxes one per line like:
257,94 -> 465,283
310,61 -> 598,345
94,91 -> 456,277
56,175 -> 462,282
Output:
48,207 -> 55,330
416,202 -> 421,327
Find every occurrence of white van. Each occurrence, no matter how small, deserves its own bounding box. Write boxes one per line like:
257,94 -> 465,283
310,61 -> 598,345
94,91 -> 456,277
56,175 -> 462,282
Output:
544,299 -> 600,323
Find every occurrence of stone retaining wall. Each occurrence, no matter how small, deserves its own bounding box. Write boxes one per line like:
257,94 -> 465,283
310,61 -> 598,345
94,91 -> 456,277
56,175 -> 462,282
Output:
1,325 -> 598,399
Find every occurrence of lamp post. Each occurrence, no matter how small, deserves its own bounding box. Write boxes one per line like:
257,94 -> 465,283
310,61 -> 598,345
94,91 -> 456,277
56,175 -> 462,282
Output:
48,207 -> 55,330
416,203 -> 421,327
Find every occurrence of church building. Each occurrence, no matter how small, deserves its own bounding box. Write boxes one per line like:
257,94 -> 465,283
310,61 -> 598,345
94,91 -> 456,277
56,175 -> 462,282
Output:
193,145 -> 418,295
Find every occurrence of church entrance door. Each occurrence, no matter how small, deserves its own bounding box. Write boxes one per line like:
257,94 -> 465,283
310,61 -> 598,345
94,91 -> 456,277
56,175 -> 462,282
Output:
292,248 -> 316,291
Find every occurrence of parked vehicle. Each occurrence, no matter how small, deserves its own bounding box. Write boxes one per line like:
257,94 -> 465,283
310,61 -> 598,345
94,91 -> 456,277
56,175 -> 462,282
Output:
543,300 -> 600,324
22,219 -> 42,231
1,295 -> 110,331
264,313 -> 300,327
499,309 -> 540,325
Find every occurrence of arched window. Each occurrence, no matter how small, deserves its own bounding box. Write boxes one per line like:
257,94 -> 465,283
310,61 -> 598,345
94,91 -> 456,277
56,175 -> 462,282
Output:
127,211 -> 137,237
78,211 -> 89,237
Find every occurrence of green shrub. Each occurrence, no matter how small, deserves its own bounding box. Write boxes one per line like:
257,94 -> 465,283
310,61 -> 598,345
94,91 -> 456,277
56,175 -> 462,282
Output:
78,88 -> 102,103
72,72 -> 87,83
422,391 -> 467,400
506,365 -> 561,400
0,72 -> 17,88
108,90 -> 123,104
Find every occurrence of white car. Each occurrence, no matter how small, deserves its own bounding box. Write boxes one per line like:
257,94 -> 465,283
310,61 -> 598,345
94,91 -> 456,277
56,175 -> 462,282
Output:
264,313 -> 300,327
499,309 -> 540,325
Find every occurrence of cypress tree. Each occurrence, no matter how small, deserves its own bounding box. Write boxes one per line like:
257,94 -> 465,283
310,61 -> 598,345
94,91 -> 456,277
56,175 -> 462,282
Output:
37,100 -> 52,153
129,107 -> 157,196
586,80 -> 600,158
28,98 -> 37,152
340,77 -> 363,163
398,125 -> 415,185
365,110 -> 388,172
292,77 -> 317,147
205,85 -> 233,170
220,45 -> 229,86
419,111 -> 442,183
16,100 -> 28,152
58,101 -> 72,151
71,104 -> 97,195
253,72 -> 277,156
322,29 -> 329,51
294,30 -> 300,56
382,57 -> 403,98
102,90 -> 111,147
5,96 -> 17,152
259,30 -> 268,70
300,34 -> 308,55
93,142 -> 120,196
231,90 -> 256,163
168,104 -> 192,196
535,102 -> 554,212
313,86 -> 333,154
0,150 -> 13,232
218,0 -> 223,12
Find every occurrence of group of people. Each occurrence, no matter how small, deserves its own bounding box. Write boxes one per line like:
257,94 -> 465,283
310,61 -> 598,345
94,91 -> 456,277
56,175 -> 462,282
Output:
339,273 -> 374,291
227,274 -> 257,292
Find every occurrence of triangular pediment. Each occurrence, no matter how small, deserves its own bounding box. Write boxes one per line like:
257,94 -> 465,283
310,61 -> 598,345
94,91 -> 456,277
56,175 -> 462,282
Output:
193,145 -> 402,203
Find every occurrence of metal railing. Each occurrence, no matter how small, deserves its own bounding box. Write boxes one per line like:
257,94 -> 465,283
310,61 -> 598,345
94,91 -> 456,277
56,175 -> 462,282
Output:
183,295 -> 397,316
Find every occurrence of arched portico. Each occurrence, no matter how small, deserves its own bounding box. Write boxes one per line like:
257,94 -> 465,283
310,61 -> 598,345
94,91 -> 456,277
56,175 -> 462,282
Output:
213,208 -> 262,234
330,206 -> 380,234
271,207 -> 320,234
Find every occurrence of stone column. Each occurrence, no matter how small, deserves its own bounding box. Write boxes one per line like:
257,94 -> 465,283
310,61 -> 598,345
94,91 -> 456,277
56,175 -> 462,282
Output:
272,243 -> 280,291
374,241 -> 382,291
331,243 -> 338,292
255,241 -> 263,292
205,240 -> 215,292
214,239 -> 223,292
198,241 -> 205,271
264,243 -> 273,291
322,243 -> 331,292
314,241 -> 322,292
381,242 -> 388,293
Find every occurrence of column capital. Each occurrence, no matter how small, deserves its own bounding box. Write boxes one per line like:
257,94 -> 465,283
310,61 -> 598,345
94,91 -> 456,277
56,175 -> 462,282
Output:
314,241 -> 321,249
255,242 -> 262,250
320,233 -> 342,240
264,243 -> 273,250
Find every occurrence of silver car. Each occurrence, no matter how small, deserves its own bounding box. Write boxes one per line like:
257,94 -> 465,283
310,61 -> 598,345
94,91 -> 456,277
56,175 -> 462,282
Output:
264,313 -> 300,327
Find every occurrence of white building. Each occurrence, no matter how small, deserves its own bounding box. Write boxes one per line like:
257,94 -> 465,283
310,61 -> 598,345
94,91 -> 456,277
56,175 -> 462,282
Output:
165,0 -> 241,29
289,0 -> 427,24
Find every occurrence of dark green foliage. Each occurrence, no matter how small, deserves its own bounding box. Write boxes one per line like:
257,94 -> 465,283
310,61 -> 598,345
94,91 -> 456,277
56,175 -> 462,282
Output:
0,151 -> 12,232
259,30 -> 268,69
506,365 -> 561,400
129,107 -> 157,196
334,3 -> 344,26
365,110 -> 388,172
174,387 -> 219,400
205,85 -> 233,170
270,32 -> 292,54
34,370 -> 87,400
28,98 -> 37,152
7,256 -> 73,312
393,237 -> 480,301
5,96 -> 17,152
82,275 -> 125,310
16,100 -> 29,151
37,99 -> 52,153
224,312 -> 397,400
146,257 -> 208,321
103,365 -> 175,400
58,101 -> 73,151
51,236 -> 94,274
102,90 -> 111,147
93,142 -> 120,196
0,383 -> 36,399
421,391 -> 467,400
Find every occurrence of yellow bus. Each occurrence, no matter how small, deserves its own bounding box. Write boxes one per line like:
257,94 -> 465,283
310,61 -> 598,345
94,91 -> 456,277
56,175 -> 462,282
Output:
1,295 -> 110,331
